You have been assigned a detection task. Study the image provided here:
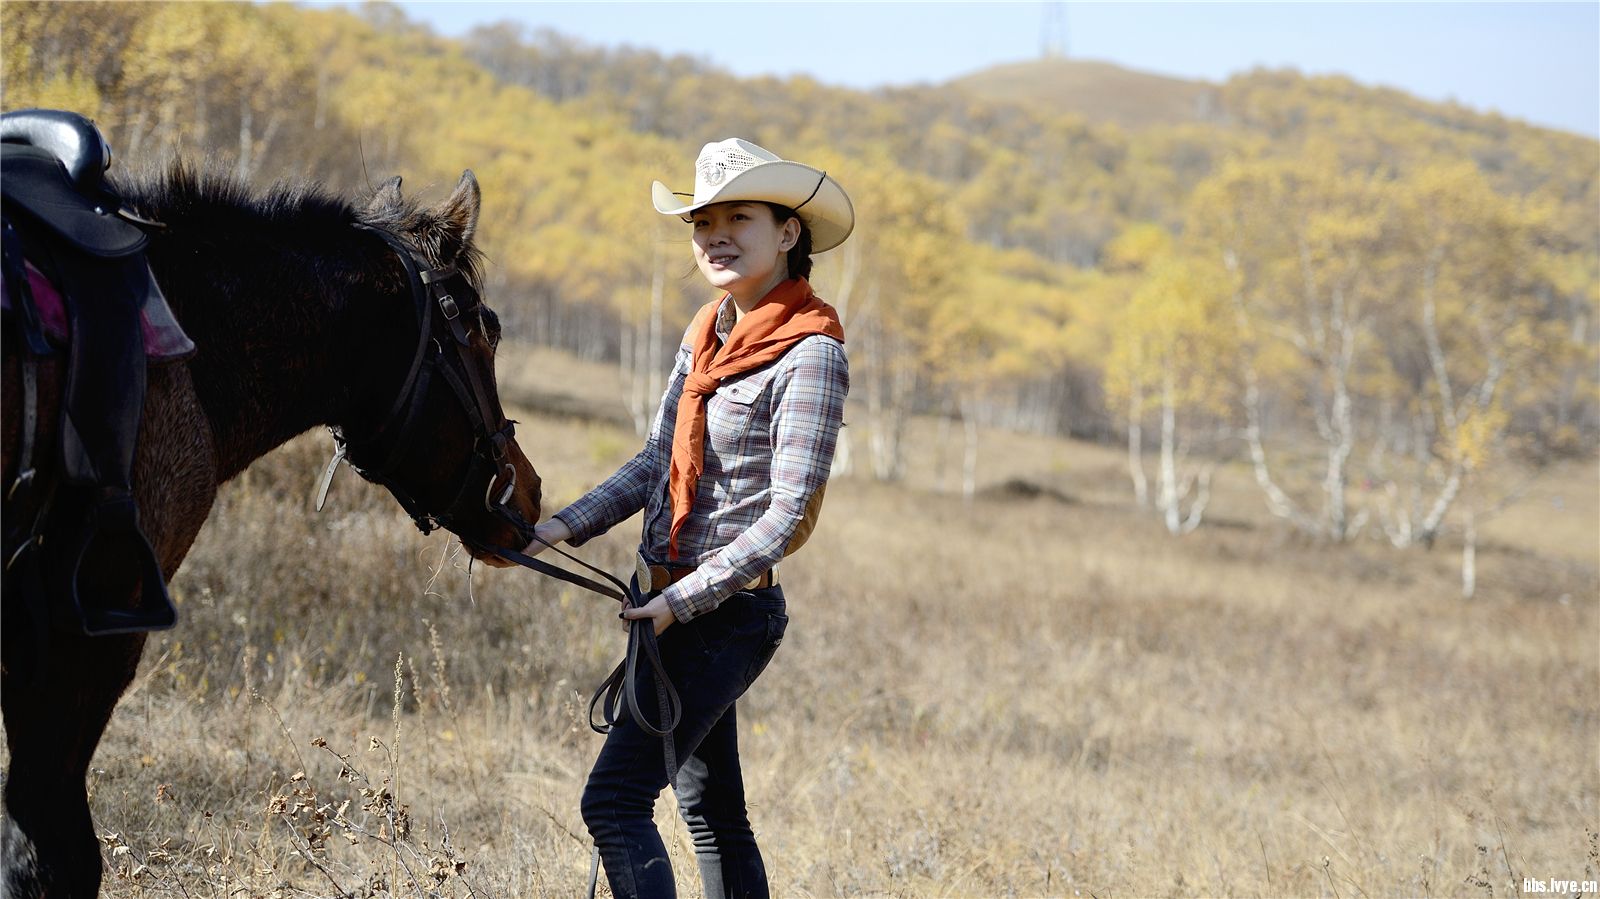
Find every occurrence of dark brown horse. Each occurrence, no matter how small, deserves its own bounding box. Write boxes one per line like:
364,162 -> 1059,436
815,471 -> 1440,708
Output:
0,162 -> 542,896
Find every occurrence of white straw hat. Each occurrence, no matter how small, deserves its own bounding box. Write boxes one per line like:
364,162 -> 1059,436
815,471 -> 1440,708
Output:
652,138 -> 854,253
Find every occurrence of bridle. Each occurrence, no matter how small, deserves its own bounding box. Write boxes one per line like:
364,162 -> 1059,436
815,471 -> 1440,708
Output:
319,224 -> 684,889
317,223 -> 682,755
317,224 -> 526,539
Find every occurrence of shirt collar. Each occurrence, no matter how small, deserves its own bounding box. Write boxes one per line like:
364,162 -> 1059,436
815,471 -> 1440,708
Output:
714,295 -> 737,343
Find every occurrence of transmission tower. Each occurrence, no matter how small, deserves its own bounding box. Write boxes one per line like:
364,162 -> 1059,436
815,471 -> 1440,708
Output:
1041,1 -> 1068,59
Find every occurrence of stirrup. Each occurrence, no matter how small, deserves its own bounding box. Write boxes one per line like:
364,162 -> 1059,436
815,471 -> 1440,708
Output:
53,489 -> 177,636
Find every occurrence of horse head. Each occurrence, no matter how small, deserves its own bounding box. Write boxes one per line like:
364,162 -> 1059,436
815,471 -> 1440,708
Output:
339,170 -> 541,567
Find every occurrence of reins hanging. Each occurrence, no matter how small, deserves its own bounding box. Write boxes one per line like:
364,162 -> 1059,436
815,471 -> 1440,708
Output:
462,532 -> 684,899
457,531 -> 683,764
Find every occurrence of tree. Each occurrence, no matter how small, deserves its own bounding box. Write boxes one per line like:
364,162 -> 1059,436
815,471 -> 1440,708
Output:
0,2 -> 142,121
1369,163 -> 1561,563
1105,253 -> 1237,534
1189,148 -> 1392,540
805,151 -> 968,482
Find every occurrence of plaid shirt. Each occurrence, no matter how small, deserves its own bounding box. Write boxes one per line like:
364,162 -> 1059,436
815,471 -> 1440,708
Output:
554,297 -> 849,622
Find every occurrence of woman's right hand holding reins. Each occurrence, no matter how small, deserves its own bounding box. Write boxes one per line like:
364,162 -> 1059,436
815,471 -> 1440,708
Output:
523,518 -> 572,557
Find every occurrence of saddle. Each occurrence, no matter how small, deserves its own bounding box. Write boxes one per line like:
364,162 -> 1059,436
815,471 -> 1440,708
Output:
2,108 -> 185,637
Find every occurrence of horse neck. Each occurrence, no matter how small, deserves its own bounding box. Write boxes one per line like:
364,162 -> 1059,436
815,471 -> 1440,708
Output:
146,235 -> 366,482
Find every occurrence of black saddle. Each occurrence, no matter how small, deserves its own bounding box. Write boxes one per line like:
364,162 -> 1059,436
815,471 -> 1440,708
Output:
2,108 -> 176,637
0,108 -> 113,195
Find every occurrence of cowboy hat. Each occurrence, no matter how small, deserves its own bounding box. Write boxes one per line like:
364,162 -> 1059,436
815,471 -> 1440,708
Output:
652,138 -> 854,253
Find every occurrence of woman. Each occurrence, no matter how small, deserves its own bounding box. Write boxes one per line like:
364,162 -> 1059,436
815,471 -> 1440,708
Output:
526,138 -> 853,898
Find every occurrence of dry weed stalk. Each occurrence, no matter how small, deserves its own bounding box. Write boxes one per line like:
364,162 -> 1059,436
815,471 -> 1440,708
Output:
244,662 -> 484,898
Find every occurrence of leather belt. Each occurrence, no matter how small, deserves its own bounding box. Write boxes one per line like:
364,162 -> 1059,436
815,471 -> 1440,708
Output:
636,554 -> 777,593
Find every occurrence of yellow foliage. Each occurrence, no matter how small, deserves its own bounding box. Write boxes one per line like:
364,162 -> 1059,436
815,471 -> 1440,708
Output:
1453,401 -> 1510,470
1102,222 -> 1172,275
2,71 -> 101,118
0,0 -> 1590,461
1106,254 -> 1237,416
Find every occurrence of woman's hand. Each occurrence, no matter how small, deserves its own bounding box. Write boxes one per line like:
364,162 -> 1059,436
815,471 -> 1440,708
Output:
522,518 -> 573,556
621,594 -> 675,636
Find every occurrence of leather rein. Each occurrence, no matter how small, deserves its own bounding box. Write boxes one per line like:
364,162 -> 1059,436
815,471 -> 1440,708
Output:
320,225 -> 682,774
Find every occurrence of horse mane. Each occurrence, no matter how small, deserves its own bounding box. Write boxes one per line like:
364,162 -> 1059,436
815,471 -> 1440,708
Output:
113,160 -> 484,287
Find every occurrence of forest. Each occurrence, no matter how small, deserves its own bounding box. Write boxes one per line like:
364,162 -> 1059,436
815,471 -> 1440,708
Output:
4,0 -> 1596,562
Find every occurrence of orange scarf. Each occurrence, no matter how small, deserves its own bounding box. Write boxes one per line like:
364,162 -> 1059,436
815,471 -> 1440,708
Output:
667,277 -> 845,558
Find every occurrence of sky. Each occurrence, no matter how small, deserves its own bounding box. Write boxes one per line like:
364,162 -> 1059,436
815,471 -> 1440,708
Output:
340,1 -> 1600,139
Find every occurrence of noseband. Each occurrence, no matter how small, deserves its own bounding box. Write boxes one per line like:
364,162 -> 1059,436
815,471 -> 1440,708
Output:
317,225 -> 526,539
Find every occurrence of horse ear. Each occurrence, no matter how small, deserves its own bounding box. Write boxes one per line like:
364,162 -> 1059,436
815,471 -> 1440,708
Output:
363,175 -> 404,218
437,170 -> 480,261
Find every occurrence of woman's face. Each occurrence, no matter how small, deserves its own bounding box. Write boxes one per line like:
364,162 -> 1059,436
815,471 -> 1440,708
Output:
691,202 -> 800,302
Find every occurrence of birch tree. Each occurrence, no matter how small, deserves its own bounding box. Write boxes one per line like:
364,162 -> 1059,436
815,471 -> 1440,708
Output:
1101,223 -> 1174,506
1105,255 -> 1237,534
1189,150 -> 1391,540
816,155 -> 966,482
1369,162 -> 1557,559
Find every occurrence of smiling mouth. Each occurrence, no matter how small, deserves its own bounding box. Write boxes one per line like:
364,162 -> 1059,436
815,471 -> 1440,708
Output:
708,254 -> 738,266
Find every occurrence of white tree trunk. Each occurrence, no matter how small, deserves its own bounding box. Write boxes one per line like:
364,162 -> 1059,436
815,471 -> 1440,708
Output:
933,410 -> 951,490
647,247 -> 665,426
861,284 -> 910,483
1224,249 -> 1317,534
832,425 -> 853,478
1461,509 -> 1477,599
1127,384 -> 1148,507
624,321 -> 650,436
1180,466 -> 1214,535
1159,372 -> 1181,534
1321,299 -> 1357,542
122,104 -> 149,163
832,239 -> 862,328
1152,370 -> 1212,536
1413,253 -> 1506,548
961,397 -> 980,502
235,104 -> 253,182
869,359 -> 912,482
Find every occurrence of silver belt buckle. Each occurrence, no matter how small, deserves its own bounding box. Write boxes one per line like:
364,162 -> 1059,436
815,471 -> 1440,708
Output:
635,552 -> 652,593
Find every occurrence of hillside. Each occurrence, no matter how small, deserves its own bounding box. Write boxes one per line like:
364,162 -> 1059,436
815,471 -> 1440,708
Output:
3,0 -> 1595,560
950,56 -> 1221,130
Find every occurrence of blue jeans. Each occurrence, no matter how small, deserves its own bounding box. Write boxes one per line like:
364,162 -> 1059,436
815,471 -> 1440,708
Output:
582,585 -> 789,899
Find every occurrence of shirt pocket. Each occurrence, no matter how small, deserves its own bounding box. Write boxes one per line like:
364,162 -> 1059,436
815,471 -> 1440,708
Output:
707,367 -> 776,448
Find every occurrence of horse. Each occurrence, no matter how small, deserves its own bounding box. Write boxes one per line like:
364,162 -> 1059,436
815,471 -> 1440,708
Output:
0,157 -> 543,896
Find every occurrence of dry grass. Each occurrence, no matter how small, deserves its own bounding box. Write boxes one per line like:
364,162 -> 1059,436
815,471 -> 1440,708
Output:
8,345 -> 1597,897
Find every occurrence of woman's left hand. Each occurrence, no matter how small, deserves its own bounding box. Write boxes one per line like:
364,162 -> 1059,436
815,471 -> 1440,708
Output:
621,594 -> 675,636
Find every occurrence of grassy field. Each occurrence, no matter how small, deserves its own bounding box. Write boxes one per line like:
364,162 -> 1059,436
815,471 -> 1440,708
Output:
18,344 -> 1598,897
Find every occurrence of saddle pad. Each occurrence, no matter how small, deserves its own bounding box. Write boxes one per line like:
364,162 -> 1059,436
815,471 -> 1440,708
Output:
1,257 -> 195,362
